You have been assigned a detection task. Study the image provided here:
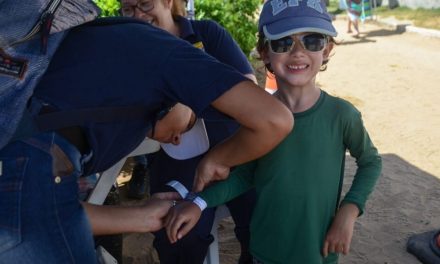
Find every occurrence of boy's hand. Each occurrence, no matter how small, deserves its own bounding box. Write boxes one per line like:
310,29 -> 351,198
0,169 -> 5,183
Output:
322,203 -> 359,257
193,157 -> 230,192
164,201 -> 202,243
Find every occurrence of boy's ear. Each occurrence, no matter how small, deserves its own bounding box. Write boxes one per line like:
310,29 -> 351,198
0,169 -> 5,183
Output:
261,50 -> 270,65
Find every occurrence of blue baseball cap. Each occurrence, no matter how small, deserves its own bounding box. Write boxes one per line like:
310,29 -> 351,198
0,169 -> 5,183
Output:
259,0 -> 337,40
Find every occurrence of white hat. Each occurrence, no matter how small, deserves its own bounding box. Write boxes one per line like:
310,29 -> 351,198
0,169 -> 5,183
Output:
160,118 -> 209,160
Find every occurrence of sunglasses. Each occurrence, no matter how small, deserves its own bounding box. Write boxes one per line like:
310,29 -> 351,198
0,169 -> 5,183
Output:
266,33 -> 328,54
120,0 -> 154,17
151,105 -> 173,138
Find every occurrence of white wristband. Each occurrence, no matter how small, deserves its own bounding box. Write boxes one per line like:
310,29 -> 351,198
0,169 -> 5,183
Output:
166,181 -> 207,210
166,180 -> 189,198
192,196 -> 207,211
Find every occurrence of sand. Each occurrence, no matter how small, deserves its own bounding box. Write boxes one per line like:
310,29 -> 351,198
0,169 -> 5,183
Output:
120,17 -> 440,264
318,18 -> 440,264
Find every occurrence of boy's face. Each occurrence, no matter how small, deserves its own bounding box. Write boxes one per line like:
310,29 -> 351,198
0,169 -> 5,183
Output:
262,32 -> 333,88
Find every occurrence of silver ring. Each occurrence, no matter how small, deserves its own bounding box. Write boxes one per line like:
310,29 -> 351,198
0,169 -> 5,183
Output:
172,200 -> 177,207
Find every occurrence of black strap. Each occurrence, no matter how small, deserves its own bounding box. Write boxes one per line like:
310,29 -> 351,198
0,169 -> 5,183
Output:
34,105 -> 155,131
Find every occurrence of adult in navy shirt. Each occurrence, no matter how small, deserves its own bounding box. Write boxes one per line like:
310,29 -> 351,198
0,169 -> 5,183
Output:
0,1 -> 293,263
120,0 -> 257,262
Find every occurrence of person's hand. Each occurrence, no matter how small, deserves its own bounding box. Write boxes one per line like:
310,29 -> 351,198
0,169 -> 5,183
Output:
142,192 -> 181,232
164,201 -> 202,243
193,157 -> 230,192
322,203 -> 359,257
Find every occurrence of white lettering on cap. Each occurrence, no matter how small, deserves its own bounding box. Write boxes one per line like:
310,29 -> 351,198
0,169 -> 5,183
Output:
270,0 -> 323,16
307,0 -> 323,13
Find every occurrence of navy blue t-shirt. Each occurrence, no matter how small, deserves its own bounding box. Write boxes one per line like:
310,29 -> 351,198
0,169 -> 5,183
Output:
149,17 -> 256,191
178,16 -> 255,143
33,17 -> 247,173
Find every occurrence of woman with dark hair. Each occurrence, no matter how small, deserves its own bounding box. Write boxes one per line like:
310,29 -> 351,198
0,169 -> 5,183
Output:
120,0 -> 257,262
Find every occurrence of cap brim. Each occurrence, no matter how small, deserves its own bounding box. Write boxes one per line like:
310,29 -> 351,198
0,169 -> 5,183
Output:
160,118 -> 210,160
263,16 -> 337,39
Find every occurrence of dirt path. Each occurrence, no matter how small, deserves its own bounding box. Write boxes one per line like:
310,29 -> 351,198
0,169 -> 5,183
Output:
319,18 -> 440,179
121,18 -> 440,264
318,18 -> 440,264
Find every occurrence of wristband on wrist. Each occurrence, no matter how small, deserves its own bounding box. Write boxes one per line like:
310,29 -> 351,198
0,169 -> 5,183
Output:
166,180 -> 189,198
165,181 -> 207,210
184,192 -> 207,211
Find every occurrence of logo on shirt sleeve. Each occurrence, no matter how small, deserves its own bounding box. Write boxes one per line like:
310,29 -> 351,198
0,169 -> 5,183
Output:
192,41 -> 205,51
0,49 -> 28,79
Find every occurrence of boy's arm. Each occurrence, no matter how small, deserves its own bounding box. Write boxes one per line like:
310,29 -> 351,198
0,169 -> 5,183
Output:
322,109 -> 382,257
166,161 -> 256,242
342,110 -> 382,215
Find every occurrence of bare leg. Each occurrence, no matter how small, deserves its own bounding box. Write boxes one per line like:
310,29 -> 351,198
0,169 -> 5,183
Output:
353,19 -> 360,36
347,20 -> 353,33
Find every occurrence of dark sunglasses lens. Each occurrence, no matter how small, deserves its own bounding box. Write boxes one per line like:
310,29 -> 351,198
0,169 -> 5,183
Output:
302,34 -> 327,51
270,37 -> 294,53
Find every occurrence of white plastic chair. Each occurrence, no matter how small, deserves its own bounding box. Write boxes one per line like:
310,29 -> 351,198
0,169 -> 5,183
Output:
204,205 -> 231,264
87,137 -> 228,264
87,137 -> 160,205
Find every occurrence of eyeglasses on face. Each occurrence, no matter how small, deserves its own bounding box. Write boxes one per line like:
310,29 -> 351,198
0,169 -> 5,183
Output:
266,33 -> 328,54
120,0 -> 154,17
151,105 -> 173,138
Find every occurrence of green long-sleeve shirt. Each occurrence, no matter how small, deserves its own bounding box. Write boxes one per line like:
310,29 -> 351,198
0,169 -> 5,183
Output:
200,91 -> 382,264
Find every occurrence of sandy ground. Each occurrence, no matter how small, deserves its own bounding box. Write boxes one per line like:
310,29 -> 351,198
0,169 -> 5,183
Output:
120,17 -> 440,264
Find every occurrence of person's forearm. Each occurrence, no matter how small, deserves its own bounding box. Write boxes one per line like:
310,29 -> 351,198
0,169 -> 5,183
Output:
82,202 -> 150,235
210,80 -> 293,168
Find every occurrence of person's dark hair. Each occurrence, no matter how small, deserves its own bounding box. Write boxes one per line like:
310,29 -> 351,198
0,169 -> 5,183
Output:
256,31 -> 336,73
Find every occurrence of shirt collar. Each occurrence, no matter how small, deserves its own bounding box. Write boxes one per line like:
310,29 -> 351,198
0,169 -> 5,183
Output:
174,15 -> 196,41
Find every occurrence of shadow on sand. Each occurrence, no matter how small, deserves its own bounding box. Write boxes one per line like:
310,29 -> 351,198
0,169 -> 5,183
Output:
340,153 -> 440,264
339,28 -> 405,46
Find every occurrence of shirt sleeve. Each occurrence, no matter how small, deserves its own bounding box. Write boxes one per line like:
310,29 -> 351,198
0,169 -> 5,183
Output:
341,108 -> 382,215
195,20 -> 254,76
199,160 -> 257,208
158,41 -> 248,115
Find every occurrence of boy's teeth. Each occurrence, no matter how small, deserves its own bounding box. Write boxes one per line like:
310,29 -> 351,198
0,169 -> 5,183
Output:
288,64 -> 307,69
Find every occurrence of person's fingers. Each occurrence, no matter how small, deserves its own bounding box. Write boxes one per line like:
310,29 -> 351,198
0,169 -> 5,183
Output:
193,176 -> 206,192
165,213 -> 177,242
164,209 -> 172,227
170,216 -> 189,243
336,243 -> 344,254
343,243 -> 350,255
328,241 -> 336,255
176,218 -> 197,240
322,240 -> 329,257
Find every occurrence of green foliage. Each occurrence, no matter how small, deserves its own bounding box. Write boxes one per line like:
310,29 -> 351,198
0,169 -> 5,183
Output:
195,0 -> 261,57
93,0 -> 120,17
375,6 -> 440,30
